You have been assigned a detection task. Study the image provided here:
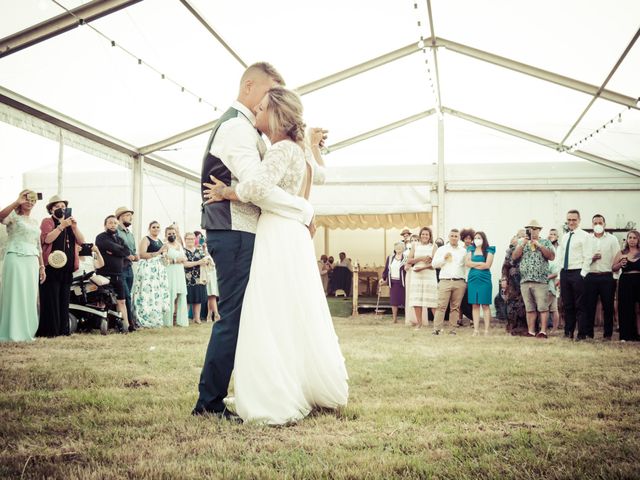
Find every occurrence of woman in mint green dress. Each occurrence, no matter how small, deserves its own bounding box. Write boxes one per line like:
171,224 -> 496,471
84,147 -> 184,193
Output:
465,231 -> 495,336
0,190 -> 46,342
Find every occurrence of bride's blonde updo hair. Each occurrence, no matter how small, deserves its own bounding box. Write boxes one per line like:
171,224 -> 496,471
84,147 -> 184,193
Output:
266,87 -> 306,144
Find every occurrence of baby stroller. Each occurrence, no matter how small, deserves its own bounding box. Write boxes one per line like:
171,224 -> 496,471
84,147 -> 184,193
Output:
69,271 -> 125,334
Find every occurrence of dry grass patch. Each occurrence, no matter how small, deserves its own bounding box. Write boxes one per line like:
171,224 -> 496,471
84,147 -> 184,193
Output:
1,315 -> 639,479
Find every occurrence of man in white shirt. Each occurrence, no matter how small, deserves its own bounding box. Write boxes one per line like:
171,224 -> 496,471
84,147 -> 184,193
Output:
193,63 -> 314,419
431,229 -> 467,335
557,209 -> 590,340
582,214 -> 621,340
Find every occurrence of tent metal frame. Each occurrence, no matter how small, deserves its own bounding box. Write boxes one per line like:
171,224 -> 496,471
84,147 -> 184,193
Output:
0,0 -> 638,216
0,0 -> 142,58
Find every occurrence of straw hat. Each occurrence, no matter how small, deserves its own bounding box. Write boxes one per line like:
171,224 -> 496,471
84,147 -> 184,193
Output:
115,206 -> 134,218
525,219 -> 543,229
401,228 -> 412,236
46,195 -> 68,213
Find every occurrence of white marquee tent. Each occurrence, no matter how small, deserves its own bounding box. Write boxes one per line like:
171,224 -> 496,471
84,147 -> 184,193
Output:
1,0 -> 639,274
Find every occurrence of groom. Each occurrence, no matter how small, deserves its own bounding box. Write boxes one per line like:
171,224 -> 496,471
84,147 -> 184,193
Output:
192,63 -> 314,418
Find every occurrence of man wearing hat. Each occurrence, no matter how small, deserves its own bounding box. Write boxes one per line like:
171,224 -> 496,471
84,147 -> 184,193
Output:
116,207 -> 138,331
512,220 -> 555,338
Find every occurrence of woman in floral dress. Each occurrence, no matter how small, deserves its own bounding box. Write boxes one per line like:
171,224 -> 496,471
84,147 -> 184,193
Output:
183,232 -> 208,324
132,221 -> 170,328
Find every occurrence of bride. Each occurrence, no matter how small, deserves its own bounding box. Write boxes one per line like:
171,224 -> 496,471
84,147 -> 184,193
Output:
204,87 -> 348,424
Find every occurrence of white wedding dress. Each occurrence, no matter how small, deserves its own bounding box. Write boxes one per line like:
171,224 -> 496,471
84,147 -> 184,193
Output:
233,140 -> 349,424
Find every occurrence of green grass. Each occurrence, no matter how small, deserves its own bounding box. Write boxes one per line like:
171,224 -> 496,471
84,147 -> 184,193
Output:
1,316 -> 639,479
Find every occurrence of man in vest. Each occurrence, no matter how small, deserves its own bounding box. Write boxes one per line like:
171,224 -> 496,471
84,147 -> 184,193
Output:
193,63 -> 313,419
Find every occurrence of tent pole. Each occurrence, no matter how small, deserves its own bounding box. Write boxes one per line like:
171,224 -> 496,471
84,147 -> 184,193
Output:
57,129 -> 64,196
383,228 -> 387,260
324,226 -> 330,256
132,155 -> 144,243
437,117 -> 445,236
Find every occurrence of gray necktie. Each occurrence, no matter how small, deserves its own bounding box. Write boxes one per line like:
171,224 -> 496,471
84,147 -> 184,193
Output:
257,132 -> 267,159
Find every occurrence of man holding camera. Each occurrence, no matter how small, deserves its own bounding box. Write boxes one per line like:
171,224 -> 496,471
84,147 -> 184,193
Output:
115,207 -> 138,332
512,220 -> 555,338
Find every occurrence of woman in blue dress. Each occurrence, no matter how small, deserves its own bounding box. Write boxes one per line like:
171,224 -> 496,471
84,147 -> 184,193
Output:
465,231 -> 495,336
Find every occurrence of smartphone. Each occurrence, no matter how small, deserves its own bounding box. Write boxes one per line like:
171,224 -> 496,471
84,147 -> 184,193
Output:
37,192 -> 43,200
64,207 -> 72,219
79,243 -> 93,256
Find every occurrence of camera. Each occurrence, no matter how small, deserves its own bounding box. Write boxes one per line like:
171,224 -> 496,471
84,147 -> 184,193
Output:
525,228 -> 532,240
64,207 -> 72,219
79,243 -> 93,256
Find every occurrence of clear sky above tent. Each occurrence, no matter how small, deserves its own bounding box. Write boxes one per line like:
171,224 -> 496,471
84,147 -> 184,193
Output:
0,0 -> 638,172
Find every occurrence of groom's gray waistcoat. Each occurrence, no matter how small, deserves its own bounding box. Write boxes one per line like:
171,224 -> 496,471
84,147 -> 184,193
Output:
200,107 -> 260,233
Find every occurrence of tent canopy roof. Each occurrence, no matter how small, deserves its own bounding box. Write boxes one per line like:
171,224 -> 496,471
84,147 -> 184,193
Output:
0,0 -> 638,177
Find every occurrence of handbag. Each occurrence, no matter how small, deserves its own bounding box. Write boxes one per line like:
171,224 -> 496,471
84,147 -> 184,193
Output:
197,256 -> 211,285
49,224 -> 70,269
48,249 -> 68,269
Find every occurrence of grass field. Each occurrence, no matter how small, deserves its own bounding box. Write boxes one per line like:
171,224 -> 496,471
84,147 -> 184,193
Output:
1,315 -> 639,479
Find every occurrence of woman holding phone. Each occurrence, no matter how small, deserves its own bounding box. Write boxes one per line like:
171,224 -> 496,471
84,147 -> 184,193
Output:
0,190 -> 46,342
38,195 -> 85,337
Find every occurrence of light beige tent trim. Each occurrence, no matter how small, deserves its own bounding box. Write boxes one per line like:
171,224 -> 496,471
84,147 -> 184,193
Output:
315,212 -> 432,230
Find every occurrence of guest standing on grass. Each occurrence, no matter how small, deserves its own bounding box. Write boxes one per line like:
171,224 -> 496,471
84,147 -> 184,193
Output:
459,227 -> 475,327
115,206 -> 138,332
380,242 -> 407,324
163,225 -> 188,327
432,229 -> 467,335
465,231 -> 495,336
512,220 -> 555,338
557,209 -> 589,340
406,227 -> 438,329
613,230 -> 640,341
38,195 -> 85,337
0,190 -> 46,342
132,221 -> 170,328
582,214 -> 620,340
203,252 -> 221,322
502,230 -> 527,335
96,215 -> 131,333
184,232 -> 209,324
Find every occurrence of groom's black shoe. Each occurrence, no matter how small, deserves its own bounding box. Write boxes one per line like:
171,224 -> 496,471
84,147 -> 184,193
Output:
192,407 -> 242,423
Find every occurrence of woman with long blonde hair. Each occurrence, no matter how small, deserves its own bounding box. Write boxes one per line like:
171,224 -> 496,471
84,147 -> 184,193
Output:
203,87 -> 348,425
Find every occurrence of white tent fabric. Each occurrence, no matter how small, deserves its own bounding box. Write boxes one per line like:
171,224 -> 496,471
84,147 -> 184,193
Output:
0,1 -> 639,262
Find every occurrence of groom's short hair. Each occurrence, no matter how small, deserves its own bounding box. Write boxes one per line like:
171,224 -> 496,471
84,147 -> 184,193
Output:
242,62 -> 285,86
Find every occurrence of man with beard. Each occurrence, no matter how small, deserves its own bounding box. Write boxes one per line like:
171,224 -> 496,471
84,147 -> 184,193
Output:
96,215 -> 131,333
115,207 -> 138,331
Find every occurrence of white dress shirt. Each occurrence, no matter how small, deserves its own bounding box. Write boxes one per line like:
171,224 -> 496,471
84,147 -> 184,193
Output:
390,258 -> 402,279
557,228 -> 590,271
582,232 -> 621,276
432,243 -> 466,279
210,101 -> 314,230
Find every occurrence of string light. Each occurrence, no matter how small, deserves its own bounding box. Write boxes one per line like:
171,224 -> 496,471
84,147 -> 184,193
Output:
412,0 -> 439,108
564,105 -> 632,152
50,0 -> 220,111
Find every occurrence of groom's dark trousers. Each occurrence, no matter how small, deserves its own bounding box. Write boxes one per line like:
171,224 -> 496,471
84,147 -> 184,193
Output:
193,230 -> 255,414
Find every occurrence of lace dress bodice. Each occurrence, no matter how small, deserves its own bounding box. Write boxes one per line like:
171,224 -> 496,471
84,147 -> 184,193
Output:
236,140 -> 307,202
2,211 -> 41,256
